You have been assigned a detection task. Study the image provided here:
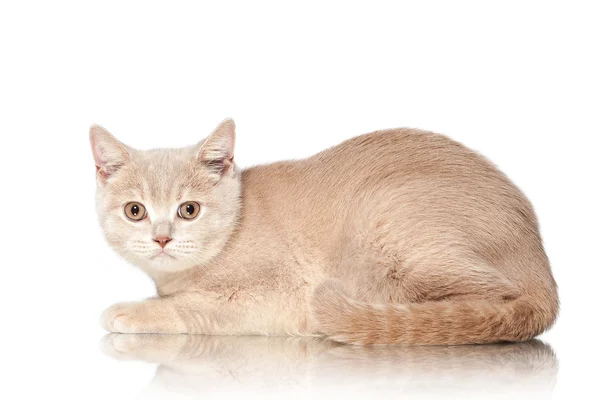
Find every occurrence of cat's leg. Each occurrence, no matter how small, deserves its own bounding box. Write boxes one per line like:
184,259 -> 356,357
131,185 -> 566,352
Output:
403,261 -> 520,302
364,253 -> 519,304
101,283 -> 318,335
100,297 -> 189,334
342,229 -> 519,304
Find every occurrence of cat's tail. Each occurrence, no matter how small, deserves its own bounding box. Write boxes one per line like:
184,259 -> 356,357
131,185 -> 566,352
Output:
311,280 -> 558,345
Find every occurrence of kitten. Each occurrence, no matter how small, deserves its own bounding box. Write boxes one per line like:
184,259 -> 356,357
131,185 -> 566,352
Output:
90,119 -> 558,344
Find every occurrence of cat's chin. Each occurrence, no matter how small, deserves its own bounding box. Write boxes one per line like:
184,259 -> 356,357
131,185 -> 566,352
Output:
137,255 -> 198,274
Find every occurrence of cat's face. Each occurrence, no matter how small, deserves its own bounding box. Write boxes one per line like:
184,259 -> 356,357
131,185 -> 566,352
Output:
90,120 -> 241,273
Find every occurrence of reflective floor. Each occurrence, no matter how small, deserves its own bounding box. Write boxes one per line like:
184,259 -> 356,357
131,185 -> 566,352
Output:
101,334 -> 557,398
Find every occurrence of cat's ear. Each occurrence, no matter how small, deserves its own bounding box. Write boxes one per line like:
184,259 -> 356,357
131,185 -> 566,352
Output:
89,125 -> 131,182
197,119 -> 236,178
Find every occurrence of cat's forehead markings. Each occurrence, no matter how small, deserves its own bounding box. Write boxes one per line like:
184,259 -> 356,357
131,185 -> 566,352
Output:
142,170 -> 183,204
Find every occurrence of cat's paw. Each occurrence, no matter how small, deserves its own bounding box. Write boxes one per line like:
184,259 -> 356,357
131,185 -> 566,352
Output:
100,302 -> 143,333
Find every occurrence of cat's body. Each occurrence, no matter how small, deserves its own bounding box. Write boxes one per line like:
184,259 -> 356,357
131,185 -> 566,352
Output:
91,120 -> 558,345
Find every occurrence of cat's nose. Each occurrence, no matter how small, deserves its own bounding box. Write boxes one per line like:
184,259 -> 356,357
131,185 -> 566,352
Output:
153,236 -> 172,248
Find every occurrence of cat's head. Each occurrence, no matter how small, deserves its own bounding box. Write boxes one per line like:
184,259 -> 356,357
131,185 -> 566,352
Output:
90,119 -> 241,274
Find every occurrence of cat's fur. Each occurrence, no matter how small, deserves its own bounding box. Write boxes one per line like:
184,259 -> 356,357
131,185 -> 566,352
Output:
90,119 -> 558,345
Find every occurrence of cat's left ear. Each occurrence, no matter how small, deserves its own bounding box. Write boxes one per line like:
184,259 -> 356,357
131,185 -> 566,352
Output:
197,119 -> 236,178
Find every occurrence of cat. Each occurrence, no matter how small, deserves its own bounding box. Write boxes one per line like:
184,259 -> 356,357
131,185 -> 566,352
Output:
90,119 -> 559,345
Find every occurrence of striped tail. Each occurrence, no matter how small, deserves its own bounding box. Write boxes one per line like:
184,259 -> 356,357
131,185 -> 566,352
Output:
311,280 -> 558,345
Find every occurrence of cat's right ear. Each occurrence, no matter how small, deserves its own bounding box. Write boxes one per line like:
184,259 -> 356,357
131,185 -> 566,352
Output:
89,125 -> 131,183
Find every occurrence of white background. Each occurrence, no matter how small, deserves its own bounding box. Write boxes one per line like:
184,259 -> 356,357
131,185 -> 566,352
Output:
0,1 -> 598,399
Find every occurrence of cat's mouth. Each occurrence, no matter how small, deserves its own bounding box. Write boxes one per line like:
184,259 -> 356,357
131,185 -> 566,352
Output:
150,250 -> 175,260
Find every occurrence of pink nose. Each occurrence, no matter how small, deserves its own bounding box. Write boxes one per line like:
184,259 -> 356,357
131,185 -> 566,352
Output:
153,236 -> 172,248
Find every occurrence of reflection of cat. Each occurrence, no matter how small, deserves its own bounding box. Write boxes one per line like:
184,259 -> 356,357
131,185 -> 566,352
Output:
91,119 -> 558,344
102,334 -> 557,396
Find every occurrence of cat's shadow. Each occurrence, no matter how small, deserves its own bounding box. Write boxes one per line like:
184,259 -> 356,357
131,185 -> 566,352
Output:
101,334 -> 558,397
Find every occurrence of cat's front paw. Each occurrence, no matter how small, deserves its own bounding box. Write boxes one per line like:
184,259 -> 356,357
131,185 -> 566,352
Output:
100,302 -> 144,333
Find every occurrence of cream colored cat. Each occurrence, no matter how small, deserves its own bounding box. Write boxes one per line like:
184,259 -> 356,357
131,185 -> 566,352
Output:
90,119 -> 558,345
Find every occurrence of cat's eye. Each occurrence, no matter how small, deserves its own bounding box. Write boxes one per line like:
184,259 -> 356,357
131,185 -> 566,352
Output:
178,201 -> 201,220
124,202 -> 147,221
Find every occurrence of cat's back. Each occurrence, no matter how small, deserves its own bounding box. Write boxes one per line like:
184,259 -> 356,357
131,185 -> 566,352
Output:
317,127 -> 535,222
314,127 -> 500,179
243,127 -> 522,203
